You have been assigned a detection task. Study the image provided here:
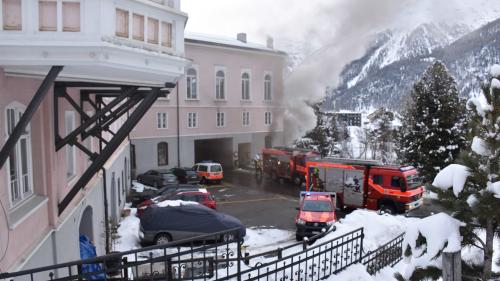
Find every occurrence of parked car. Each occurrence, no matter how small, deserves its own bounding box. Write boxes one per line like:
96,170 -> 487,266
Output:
170,167 -> 200,184
162,190 -> 216,209
136,169 -> 178,188
129,184 -> 200,207
192,162 -> 224,184
139,204 -> 246,245
136,188 -> 215,216
295,192 -> 337,241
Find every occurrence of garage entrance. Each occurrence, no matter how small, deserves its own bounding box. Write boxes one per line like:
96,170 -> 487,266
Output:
238,143 -> 251,168
194,138 -> 233,169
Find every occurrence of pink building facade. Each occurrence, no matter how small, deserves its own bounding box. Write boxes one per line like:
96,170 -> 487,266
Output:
0,0 -> 188,273
131,33 -> 287,173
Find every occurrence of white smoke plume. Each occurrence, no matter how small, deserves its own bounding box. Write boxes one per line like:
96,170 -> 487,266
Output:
182,0 -> 500,143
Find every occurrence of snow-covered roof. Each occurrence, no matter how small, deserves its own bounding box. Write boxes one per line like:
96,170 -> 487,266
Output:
185,32 -> 287,56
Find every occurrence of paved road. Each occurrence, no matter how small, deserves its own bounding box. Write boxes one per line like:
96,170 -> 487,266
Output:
203,169 -> 446,231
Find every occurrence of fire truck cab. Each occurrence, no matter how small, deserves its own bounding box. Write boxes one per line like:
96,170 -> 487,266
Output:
262,147 -> 320,186
306,158 -> 424,214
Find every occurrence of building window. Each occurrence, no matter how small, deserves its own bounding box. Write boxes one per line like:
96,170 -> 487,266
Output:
161,21 -> 172,47
157,142 -> 168,166
264,74 -> 272,100
65,111 -> 76,180
216,112 -> 225,127
6,106 -> 33,206
157,112 -> 167,129
39,0 -> 57,31
62,1 -> 80,32
186,68 -> 197,99
188,112 -> 197,128
147,17 -> 159,44
241,72 -> 250,100
242,111 -> 250,126
265,111 -> 272,125
115,8 -> 129,38
2,0 -> 22,30
215,70 -> 225,100
132,13 -> 144,41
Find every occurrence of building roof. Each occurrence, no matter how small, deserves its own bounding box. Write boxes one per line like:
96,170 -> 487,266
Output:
185,32 -> 287,56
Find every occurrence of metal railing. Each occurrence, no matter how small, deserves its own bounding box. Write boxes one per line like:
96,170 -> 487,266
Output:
1,227 -> 405,281
362,232 -> 405,275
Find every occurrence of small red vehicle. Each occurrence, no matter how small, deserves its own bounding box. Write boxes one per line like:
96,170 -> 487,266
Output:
305,158 -> 424,214
137,189 -> 216,216
262,147 -> 320,186
295,192 -> 337,241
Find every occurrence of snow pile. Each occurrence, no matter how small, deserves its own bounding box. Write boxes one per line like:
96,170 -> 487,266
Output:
471,136 -> 490,156
156,200 -> 198,207
491,64 -> 500,77
323,210 -> 417,251
401,213 -> 465,279
244,228 -> 294,252
131,181 -> 155,193
467,92 -> 493,117
432,164 -> 470,196
115,209 -> 141,252
487,181 -> 500,198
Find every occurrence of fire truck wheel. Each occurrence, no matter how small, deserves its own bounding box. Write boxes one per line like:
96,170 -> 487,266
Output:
200,177 -> 207,184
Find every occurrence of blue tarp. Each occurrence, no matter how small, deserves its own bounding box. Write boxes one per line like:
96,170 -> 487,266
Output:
79,235 -> 106,280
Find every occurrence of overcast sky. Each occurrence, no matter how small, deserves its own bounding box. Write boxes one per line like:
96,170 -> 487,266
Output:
181,0 -> 500,48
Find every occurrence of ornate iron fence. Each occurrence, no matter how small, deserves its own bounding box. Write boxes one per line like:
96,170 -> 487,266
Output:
362,232 -> 405,275
0,227 -> 405,281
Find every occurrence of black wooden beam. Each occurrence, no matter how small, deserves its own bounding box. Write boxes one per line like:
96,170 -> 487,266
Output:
58,88 -> 161,215
55,87 -> 137,151
0,66 -> 63,170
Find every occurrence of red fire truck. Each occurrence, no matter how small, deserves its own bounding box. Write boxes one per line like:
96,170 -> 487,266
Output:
305,158 -> 424,214
262,147 -> 320,186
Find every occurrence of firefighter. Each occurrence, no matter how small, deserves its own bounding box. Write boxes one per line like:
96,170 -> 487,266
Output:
311,167 -> 326,192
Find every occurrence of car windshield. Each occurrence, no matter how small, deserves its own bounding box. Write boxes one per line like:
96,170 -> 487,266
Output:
302,200 -> 332,212
210,165 -> 222,172
406,174 -> 422,189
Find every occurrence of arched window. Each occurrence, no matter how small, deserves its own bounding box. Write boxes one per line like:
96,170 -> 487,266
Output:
241,72 -> 250,100
186,68 -> 197,99
215,70 -> 225,100
6,105 -> 33,206
264,74 -> 272,100
157,142 -> 168,166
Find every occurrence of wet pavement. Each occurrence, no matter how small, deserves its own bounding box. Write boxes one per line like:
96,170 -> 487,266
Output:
206,169 -> 446,231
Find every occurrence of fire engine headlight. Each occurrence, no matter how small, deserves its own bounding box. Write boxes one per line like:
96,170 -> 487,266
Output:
297,219 -> 306,225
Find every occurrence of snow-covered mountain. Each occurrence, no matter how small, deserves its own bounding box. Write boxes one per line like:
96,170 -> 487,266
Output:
324,19 -> 500,111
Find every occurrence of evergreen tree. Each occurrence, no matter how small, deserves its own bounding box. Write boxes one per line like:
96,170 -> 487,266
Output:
431,66 -> 500,280
368,107 -> 395,163
397,61 -> 467,181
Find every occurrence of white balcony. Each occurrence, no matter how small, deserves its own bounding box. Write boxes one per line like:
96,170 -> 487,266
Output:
0,0 -> 188,86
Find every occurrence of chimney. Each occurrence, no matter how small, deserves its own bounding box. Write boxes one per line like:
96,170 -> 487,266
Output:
237,33 -> 247,43
266,36 -> 274,49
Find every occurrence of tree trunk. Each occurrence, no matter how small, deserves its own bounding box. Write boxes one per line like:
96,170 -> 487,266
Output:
482,218 -> 495,280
